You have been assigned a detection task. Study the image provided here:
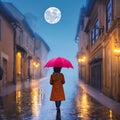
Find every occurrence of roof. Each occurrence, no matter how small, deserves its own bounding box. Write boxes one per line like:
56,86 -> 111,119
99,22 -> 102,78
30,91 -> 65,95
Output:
35,33 -> 50,51
75,0 -> 96,41
0,1 -> 35,37
0,1 -> 17,23
2,2 -> 24,22
86,0 -> 96,16
0,1 -> 49,51
75,7 -> 86,41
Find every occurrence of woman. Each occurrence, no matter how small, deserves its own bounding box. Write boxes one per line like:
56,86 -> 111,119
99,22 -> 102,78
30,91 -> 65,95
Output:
50,67 -> 65,111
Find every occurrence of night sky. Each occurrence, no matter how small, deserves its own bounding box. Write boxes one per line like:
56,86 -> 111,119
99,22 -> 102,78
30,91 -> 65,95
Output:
1,0 -> 86,77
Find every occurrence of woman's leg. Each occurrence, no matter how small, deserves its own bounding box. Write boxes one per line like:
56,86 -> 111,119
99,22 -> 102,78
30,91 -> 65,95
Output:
55,101 -> 59,108
55,101 -> 61,110
59,101 -> 61,107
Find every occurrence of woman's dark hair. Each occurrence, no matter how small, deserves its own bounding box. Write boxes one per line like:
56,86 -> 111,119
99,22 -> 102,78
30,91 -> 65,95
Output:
53,67 -> 61,73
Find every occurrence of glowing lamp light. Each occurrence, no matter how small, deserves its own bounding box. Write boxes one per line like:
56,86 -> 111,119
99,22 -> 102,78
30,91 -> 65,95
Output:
33,62 -> 40,68
33,62 -> 36,66
83,56 -> 86,61
114,48 -> 120,56
78,56 -> 86,63
114,39 -> 120,56
35,63 -> 40,68
17,52 -> 21,57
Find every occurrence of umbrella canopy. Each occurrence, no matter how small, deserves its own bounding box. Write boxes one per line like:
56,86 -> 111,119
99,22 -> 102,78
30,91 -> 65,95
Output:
44,57 -> 74,68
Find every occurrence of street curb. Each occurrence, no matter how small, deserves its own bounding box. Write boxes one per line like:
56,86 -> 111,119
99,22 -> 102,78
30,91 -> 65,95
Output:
78,80 -> 120,115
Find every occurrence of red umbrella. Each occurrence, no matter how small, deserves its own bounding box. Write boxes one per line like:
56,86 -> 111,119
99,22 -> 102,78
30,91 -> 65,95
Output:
44,57 -> 74,68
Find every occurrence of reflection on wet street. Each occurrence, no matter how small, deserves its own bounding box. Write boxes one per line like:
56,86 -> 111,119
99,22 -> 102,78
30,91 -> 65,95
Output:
75,87 -> 120,120
0,86 -> 42,120
0,78 -> 120,120
56,110 -> 61,120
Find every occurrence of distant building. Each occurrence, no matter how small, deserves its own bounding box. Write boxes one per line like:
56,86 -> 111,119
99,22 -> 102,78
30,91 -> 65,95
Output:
0,1 -> 50,89
35,33 -> 50,77
76,0 -> 120,102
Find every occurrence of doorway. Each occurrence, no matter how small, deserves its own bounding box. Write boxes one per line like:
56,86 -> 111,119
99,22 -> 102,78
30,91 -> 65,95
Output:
91,59 -> 102,91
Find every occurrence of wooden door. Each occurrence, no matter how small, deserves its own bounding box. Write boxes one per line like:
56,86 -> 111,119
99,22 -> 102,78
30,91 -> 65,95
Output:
91,61 -> 102,91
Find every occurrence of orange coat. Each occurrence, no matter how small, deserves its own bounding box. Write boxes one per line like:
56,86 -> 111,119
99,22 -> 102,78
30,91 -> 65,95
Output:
50,72 -> 65,101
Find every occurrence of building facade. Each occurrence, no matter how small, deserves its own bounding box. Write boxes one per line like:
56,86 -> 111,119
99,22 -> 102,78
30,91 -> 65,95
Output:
0,1 -> 50,89
76,0 -> 120,102
35,33 -> 50,77
0,3 -> 14,89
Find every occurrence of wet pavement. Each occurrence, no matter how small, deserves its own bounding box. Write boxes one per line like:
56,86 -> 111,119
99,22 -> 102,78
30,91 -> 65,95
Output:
0,75 -> 120,120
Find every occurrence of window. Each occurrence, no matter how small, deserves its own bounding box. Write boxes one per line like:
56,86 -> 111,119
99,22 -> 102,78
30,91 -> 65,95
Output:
106,0 -> 112,30
91,19 -> 99,45
91,28 -> 95,45
0,17 -> 1,40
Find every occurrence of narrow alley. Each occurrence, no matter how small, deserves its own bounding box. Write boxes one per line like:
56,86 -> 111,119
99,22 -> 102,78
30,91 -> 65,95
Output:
0,0 -> 120,120
0,75 -> 120,120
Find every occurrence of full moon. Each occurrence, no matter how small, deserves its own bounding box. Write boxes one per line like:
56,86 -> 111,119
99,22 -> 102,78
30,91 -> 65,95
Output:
44,7 -> 61,24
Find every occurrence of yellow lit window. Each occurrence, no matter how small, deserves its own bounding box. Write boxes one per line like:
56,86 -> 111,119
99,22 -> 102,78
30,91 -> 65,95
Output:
16,52 -> 21,74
